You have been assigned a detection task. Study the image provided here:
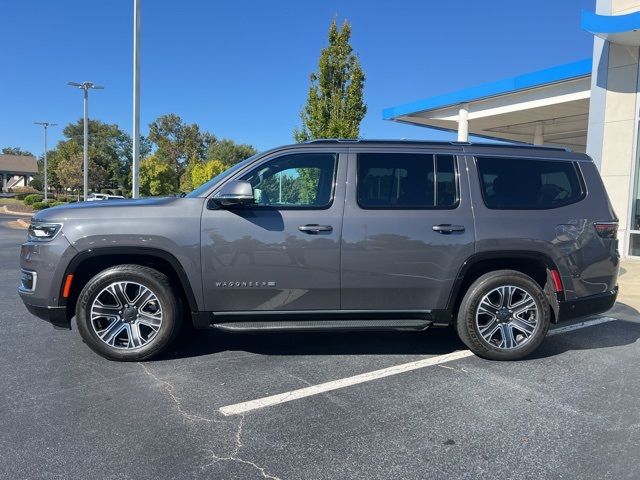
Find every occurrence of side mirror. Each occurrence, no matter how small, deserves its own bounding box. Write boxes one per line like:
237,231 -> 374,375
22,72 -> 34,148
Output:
212,180 -> 255,207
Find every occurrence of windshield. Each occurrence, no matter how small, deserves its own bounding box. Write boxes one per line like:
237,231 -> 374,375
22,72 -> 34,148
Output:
186,153 -> 260,198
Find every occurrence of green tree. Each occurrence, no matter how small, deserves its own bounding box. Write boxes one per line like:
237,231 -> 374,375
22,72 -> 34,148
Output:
258,172 -> 302,204
148,114 -> 215,170
294,19 -> 367,142
207,139 -> 257,166
63,119 -> 145,192
139,154 -> 178,196
2,147 -> 34,156
55,146 -> 107,194
29,173 -> 44,191
190,159 -> 226,189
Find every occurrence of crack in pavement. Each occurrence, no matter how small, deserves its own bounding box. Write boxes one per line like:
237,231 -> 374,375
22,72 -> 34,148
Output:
138,363 -> 281,479
138,362 -> 226,424
201,414 -> 283,480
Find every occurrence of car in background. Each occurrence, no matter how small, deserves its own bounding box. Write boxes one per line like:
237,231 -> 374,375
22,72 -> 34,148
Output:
86,193 -> 125,201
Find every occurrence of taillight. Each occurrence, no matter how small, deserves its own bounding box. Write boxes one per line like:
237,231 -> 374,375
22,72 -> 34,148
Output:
594,222 -> 618,239
550,269 -> 563,293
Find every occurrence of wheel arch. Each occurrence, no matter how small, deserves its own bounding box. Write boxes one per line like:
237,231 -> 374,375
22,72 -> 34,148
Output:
61,247 -> 200,325
447,251 -> 562,323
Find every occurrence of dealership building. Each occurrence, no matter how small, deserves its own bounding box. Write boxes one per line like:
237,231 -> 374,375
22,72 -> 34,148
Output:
383,0 -> 640,258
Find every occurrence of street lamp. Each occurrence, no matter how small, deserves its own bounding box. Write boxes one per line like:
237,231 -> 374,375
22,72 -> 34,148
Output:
34,121 -> 57,201
132,0 -> 141,198
67,81 -> 104,201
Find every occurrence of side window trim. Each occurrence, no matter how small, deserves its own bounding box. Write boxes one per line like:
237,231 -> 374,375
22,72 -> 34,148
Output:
355,151 -> 461,210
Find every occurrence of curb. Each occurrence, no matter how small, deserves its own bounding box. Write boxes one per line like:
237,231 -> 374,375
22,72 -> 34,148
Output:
2,205 -> 34,217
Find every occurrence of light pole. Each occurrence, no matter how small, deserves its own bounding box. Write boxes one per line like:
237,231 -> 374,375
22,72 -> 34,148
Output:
68,81 -> 104,201
132,0 -> 141,198
34,121 -> 57,201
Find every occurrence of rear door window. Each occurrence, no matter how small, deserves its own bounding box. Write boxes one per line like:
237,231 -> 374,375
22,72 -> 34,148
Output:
357,153 -> 458,209
476,156 -> 584,209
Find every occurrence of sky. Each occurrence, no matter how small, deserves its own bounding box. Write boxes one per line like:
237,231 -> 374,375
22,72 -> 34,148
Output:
0,0 -> 595,157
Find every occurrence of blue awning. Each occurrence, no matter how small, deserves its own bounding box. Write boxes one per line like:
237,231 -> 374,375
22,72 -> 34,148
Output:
383,59 -> 592,121
581,9 -> 640,46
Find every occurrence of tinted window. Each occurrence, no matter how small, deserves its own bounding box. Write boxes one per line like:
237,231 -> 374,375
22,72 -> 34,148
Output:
357,153 -> 457,209
476,157 -> 584,210
241,153 -> 337,208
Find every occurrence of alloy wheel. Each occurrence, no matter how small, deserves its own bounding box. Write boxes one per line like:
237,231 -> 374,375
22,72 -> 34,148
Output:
475,285 -> 539,350
90,281 -> 163,349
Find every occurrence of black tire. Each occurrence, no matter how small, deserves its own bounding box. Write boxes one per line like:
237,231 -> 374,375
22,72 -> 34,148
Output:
76,265 -> 182,361
456,270 -> 550,361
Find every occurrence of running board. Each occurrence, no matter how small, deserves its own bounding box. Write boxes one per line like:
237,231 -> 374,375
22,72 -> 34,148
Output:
211,319 -> 432,332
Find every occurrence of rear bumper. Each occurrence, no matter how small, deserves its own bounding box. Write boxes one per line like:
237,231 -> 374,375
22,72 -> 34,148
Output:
21,300 -> 71,330
558,287 -> 617,322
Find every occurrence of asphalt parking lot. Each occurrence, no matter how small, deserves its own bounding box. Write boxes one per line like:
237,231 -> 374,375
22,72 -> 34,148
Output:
1,212 -> 639,480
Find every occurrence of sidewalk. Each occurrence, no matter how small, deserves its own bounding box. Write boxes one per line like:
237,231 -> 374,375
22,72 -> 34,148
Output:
1,205 -> 33,216
609,259 -> 640,322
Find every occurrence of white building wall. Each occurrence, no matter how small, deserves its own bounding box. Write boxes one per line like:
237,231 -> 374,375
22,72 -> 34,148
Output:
588,0 -> 640,257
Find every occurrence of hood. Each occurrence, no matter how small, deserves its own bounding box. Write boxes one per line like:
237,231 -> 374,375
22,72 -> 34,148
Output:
33,197 -> 199,222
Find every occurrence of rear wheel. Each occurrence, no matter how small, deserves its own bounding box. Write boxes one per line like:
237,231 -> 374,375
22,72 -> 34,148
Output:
456,270 -> 550,360
76,265 -> 181,361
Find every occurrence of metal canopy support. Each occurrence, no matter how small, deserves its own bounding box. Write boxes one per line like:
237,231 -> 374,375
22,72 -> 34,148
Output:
533,122 -> 544,145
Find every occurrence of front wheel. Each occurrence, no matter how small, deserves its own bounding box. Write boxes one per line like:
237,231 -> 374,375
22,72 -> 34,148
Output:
76,265 -> 182,361
456,270 -> 550,361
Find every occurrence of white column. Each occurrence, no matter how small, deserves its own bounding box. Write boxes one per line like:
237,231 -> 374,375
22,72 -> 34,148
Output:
533,122 -> 544,145
457,103 -> 469,142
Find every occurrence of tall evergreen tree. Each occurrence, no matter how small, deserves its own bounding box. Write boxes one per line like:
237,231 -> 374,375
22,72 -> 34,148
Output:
294,19 -> 367,142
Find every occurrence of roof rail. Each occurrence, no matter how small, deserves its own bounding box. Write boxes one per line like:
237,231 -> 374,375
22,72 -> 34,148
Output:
302,138 -> 569,151
305,138 -> 361,143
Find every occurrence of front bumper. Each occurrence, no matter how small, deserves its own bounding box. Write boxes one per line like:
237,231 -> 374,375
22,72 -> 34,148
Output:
19,229 -> 78,331
22,301 -> 70,329
558,287 -> 618,322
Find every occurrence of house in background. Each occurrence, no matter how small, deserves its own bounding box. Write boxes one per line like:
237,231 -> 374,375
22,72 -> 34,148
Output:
384,0 -> 640,258
0,154 -> 38,192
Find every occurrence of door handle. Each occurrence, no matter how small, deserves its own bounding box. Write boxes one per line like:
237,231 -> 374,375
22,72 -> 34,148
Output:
299,224 -> 333,234
432,224 -> 465,234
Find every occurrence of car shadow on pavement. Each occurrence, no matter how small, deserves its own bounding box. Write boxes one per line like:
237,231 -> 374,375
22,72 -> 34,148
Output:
158,326 -> 468,361
526,304 -> 640,361
156,305 -> 640,362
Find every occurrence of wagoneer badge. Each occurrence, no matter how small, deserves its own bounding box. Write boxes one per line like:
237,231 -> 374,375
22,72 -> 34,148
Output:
215,281 -> 276,288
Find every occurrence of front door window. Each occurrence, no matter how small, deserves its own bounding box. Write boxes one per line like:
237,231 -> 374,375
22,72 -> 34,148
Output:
241,153 -> 337,209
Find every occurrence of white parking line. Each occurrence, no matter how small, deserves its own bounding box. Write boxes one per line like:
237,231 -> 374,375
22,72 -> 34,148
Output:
547,316 -> 616,336
219,316 -> 619,416
219,350 -> 474,416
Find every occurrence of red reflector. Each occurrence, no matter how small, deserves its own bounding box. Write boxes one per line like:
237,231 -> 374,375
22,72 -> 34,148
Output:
62,274 -> 74,298
594,222 -> 618,239
550,269 -> 563,293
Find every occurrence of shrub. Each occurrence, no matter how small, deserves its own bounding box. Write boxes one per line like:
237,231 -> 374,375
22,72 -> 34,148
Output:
31,201 -> 50,210
10,186 -> 38,195
13,186 -> 40,200
23,194 -> 44,205
48,201 -> 67,208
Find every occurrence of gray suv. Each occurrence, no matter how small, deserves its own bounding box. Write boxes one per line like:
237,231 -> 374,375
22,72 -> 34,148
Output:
18,140 -> 619,361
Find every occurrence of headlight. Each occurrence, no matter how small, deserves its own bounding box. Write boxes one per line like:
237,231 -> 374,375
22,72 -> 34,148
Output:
27,222 -> 63,242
